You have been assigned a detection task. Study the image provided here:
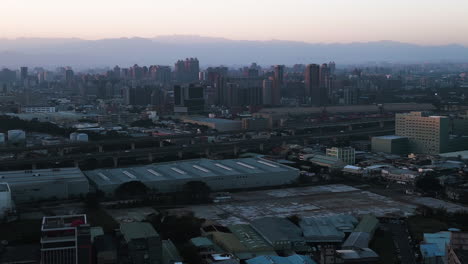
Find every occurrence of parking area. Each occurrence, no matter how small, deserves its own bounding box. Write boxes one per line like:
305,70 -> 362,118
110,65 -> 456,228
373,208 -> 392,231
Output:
172,184 -> 418,225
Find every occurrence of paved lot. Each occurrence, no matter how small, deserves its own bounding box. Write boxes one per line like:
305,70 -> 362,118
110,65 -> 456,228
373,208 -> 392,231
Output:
174,184 -> 418,225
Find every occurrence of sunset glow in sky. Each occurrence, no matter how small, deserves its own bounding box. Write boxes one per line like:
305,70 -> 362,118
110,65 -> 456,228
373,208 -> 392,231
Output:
2,0 -> 468,45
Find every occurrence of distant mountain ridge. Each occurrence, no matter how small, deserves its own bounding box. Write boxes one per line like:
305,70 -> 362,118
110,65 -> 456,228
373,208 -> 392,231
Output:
0,35 -> 467,68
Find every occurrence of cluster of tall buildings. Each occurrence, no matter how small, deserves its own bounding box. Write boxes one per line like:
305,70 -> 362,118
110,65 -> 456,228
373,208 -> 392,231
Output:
174,58 -> 200,83
304,62 -> 335,106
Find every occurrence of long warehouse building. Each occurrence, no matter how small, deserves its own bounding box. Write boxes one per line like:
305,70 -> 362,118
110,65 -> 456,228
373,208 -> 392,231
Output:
0,167 -> 89,202
85,158 -> 300,196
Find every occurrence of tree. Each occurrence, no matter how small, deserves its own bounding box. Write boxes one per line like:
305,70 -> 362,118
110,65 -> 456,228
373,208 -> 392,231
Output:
115,181 -> 149,198
130,119 -> 155,128
287,214 -> 301,226
183,181 -> 211,203
416,175 -> 443,195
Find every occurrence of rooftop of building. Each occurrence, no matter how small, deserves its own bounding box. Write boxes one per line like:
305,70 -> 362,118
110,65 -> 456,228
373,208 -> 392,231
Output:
299,215 -> 358,242
162,240 -> 183,263
250,217 -> 304,243
373,135 -> 408,140
354,215 -> 379,234
85,158 -> 297,187
191,236 -> 215,248
439,150 -> 468,160
423,231 -> 451,256
0,183 -> 10,192
209,231 -> 248,253
336,248 -> 379,260
41,214 -> 87,230
120,222 -> 159,243
342,232 -> 371,249
246,254 -> 317,264
228,224 -> 275,252
182,116 -> 241,124
420,243 -> 445,258
0,167 -> 87,186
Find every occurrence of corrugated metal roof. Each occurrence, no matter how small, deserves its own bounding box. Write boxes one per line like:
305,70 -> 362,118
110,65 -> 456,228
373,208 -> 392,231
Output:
228,224 -> 275,252
250,217 -> 303,243
354,215 -> 379,234
342,232 -> 371,249
299,215 -> 357,243
0,167 -> 87,185
246,254 -> 317,264
85,158 -> 297,187
120,222 -> 159,243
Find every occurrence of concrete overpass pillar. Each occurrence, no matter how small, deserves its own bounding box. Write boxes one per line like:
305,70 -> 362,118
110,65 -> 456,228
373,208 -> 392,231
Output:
112,157 -> 118,168
348,125 -> 353,131
74,160 -> 79,168
205,148 -> 210,157
178,151 -> 183,159
233,145 -> 239,156
98,145 -> 103,152
379,121 -> 384,128
159,141 -> 164,148
259,143 -> 264,152
148,153 -> 153,162
131,143 -> 135,150
32,163 -> 37,170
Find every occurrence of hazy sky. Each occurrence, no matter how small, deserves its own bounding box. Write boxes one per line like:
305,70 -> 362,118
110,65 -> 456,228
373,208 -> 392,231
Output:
2,0 -> 468,45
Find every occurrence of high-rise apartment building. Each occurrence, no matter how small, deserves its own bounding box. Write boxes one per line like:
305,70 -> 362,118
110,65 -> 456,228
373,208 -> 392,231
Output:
396,112 -> 449,154
262,79 -> 273,105
305,64 -> 326,106
174,58 -> 200,82
272,65 -> 284,105
40,214 -> 91,264
20,66 -> 28,81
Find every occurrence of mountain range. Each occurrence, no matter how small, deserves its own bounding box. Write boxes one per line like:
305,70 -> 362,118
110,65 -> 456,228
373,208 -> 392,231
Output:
0,35 -> 467,69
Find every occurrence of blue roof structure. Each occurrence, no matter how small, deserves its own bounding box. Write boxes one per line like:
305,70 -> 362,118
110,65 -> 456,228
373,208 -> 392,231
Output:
420,244 -> 445,258
421,231 -> 451,259
246,255 -> 317,264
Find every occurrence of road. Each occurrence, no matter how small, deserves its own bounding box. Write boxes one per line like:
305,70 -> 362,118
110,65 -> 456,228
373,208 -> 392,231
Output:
0,127 -> 394,169
384,222 -> 417,264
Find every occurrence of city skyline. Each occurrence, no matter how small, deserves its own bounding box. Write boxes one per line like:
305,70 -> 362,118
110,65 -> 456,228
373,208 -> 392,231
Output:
2,0 -> 468,46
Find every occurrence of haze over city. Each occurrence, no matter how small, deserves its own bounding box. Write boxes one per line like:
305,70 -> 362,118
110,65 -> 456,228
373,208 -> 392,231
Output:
1,1 -> 468,264
2,0 -> 468,45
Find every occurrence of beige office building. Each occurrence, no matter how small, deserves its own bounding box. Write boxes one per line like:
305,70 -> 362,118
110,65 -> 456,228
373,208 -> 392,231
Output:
326,147 -> 356,165
395,112 -> 449,154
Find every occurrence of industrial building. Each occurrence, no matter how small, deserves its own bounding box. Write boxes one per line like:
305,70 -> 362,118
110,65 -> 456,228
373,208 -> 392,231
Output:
246,255 -> 317,264
0,182 -> 13,220
371,135 -> 409,155
85,158 -> 299,196
181,116 -> 242,132
299,215 -> 358,243
0,167 -> 89,202
250,217 -> 307,251
204,224 -> 277,260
